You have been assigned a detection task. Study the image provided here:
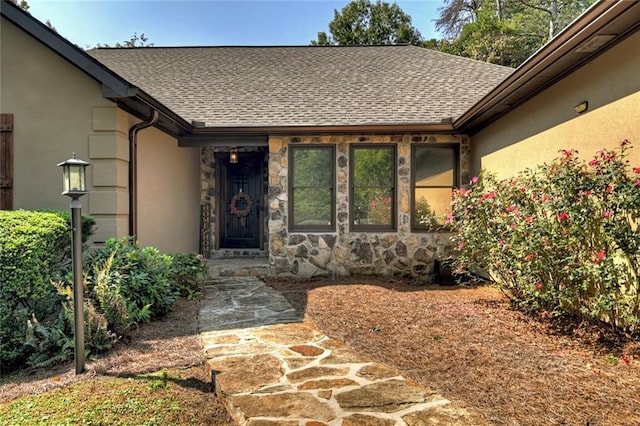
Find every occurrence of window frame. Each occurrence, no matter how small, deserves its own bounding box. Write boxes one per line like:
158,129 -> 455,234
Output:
349,144 -> 397,232
411,143 -> 460,232
288,144 -> 336,232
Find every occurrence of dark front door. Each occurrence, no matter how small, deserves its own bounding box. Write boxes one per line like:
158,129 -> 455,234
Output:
219,151 -> 264,249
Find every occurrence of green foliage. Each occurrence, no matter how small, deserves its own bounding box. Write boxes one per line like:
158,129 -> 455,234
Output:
353,147 -> 394,225
90,253 -> 130,336
415,196 -> 440,229
38,209 -> 96,244
432,0 -> 595,66
0,211 -> 69,370
169,253 -> 208,300
95,32 -> 154,48
37,209 -> 96,274
87,237 -> 178,322
451,141 -> 640,331
1,211 -> 205,373
438,8 -> 540,67
291,147 -> 334,226
312,0 -> 422,45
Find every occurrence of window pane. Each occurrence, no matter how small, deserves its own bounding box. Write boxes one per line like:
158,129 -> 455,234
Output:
353,147 -> 393,186
354,189 -> 393,226
414,188 -> 453,228
293,189 -> 332,226
415,147 -> 455,186
293,148 -> 332,187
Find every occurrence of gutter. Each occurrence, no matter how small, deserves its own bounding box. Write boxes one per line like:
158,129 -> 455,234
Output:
128,109 -> 159,239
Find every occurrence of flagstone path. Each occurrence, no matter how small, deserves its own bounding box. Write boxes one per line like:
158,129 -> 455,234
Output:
199,273 -> 480,425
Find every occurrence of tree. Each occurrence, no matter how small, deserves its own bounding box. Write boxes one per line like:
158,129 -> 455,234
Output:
431,0 -> 595,66
311,0 -> 422,46
10,0 -> 57,31
96,33 -> 154,48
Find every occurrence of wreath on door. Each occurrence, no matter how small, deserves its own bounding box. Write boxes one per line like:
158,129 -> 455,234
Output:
230,192 -> 253,218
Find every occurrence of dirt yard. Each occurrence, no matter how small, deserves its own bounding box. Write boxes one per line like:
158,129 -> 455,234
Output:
269,277 -> 640,426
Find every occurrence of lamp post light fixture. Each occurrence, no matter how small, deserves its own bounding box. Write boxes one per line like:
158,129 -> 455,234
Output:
57,153 -> 90,374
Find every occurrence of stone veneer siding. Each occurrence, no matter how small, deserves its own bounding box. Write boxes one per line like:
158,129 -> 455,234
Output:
267,133 -> 470,280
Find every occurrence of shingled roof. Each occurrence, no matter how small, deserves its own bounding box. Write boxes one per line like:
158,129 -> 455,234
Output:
88,45 -> 512,129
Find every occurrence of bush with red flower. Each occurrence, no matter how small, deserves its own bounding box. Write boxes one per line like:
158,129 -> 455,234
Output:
451,140 -> 640,332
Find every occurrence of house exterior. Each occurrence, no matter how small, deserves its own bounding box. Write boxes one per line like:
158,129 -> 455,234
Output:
1,0 -> 639,279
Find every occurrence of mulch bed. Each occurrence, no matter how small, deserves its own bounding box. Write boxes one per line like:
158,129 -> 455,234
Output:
268,276 -> 640,426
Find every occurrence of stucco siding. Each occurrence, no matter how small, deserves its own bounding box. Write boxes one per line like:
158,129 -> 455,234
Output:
0,17 -> 114,212
472,30 -> 640,178
137,126 -> 200,253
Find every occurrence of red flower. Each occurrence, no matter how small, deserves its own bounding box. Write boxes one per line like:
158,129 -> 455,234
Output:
557,212 -> 569,221
445,214 -> 454,225
535,282 -> 543,290
593,251 -> 606,264
633,167 -> 640,174
470,176 -> 479,185
458,241 -> 465,250
525,254 -> 534,261
606,185 -> 613,193
525,215 -> 535,224
481,191 -> 496,200
589,159 -> 599,167
622,356 -> 631,364
560,149 -> 575,159
506,205 -> 518,213
601,211 -> 612,218
634,180 -> 640,187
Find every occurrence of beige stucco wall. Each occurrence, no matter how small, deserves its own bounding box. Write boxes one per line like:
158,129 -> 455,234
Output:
0,16 -> 113,213
472,30 -> 640,179
1,18 -> 200,253
136,126 -> 200,253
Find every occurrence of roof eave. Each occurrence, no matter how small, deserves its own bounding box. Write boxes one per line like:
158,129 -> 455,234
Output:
453,0 -> 640,134
179,122 -> 456,146
1,1 -> 133,97
1,1 -> 193,136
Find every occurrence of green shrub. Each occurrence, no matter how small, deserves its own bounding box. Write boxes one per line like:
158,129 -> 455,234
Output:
86,237 -> 178,323
451,141 -> 640,331
170,253 -> 208,300
37,209 -> 96,244
0,211 -> 69,370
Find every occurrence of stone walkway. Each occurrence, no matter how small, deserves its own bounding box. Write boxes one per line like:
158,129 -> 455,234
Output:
199,274 -> 480,425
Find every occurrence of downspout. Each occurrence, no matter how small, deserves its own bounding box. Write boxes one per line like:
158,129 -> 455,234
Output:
128,109 -> 159,239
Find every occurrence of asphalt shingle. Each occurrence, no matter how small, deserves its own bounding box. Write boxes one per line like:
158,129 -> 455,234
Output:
88,45 -> 513,128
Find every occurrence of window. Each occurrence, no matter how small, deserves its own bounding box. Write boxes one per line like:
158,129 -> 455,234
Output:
289,145 -> 335,231
350,145 -> 396,231
412,144 -> 458,231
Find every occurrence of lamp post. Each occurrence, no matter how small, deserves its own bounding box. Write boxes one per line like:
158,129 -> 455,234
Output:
57,153 -> 90,374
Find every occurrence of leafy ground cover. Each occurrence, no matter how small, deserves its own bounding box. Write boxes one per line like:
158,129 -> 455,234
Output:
0,298 -> 233,425
270,277 -> 640,426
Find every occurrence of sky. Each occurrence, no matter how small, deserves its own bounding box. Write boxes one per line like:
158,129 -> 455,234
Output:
26,0 -> 445,49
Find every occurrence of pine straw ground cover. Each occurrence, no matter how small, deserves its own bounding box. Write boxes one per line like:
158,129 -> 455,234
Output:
0,298 -> 233,425
268,277 -> 640,426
